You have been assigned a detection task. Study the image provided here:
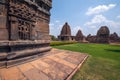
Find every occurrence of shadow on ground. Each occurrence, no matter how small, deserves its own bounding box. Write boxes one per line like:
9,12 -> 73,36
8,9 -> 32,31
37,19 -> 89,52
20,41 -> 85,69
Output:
105,49 -> 120,53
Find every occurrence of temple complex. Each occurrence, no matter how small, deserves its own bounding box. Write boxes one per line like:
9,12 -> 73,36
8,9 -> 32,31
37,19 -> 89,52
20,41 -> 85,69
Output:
86,26 -> 110,43
86,34 -> 97,43
0,0 -> 52,67
58,24 -> 120,43
58,22 -> 74,41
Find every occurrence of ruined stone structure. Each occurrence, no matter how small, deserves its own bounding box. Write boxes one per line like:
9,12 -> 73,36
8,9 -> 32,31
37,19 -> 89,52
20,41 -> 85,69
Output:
109,32 -> 120,42
96,26 -> 110,43
58,22 -> 74,41
86,34 -> 97,43
0,0 -> 52,67
87,26 -> 110,43
75,30 -> 84,42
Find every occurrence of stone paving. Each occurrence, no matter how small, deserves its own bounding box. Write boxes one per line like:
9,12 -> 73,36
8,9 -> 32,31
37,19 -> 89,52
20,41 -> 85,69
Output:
0,49 -> 88,80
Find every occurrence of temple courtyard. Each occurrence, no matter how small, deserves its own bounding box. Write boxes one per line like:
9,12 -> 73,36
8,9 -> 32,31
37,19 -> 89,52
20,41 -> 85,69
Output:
52,43 -> 120,80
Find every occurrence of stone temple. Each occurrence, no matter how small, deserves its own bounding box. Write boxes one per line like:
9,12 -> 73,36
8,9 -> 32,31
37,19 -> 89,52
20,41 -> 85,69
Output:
86,34 -> 96,43
75,29 -> 84,42
109,32 -> 120,42
86,26 -> 110,43
0,0 -> 52,67
96,26 -> 110,43
58,22 -> 74,41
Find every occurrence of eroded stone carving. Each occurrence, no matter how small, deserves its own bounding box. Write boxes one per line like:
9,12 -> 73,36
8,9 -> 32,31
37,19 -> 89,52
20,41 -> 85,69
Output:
0,0 -> 52,67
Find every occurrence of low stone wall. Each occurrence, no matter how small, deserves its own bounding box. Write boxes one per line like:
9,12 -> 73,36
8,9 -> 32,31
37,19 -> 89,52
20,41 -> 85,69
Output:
0,40 -> 52,67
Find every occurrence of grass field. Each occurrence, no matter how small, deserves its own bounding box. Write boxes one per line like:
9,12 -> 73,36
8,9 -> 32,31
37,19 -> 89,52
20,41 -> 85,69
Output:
52,43 -> 120,80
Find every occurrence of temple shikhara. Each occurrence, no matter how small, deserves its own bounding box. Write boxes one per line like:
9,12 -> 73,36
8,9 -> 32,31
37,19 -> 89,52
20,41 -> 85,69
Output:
58,22 -> 75,41
0,0 -> 52,67
75,30 -> 85,42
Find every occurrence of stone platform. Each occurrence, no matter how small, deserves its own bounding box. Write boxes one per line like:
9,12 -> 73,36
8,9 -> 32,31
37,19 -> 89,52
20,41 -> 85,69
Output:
0,49 -> 88,80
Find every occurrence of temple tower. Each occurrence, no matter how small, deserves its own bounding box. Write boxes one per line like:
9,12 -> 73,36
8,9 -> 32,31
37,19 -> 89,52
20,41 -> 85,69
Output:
96,26 -> 110,43
75,29 -> 84,41
58,22 -> 72,41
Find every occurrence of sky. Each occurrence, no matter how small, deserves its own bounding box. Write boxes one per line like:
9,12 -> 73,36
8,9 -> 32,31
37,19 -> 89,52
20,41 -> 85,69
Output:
49,0 -> 120,37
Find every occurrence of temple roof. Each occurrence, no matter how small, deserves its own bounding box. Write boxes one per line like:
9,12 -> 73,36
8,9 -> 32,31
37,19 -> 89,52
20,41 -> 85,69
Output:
110,32 -> 119,38
60,22 -> 71,36
97,26 -> 110,36
76,29 -> 83,37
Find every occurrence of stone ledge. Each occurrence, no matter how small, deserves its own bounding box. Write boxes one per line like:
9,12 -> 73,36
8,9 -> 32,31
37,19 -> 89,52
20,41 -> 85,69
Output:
0,40 -> 50,46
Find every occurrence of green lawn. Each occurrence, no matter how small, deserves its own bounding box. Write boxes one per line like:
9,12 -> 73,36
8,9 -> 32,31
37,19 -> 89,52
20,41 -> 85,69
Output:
52,43 -> 120,80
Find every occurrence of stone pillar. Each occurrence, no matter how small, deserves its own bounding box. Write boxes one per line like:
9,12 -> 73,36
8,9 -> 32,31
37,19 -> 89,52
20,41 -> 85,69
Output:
9,16 -> 19,40
0,2 -> 9,40
31,24 -> 36,40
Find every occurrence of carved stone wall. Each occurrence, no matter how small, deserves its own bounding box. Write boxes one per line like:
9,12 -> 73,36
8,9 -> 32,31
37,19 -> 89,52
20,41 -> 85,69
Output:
0,0 -> 52,67
8,0 -> 51,40
0,1 -> 8,40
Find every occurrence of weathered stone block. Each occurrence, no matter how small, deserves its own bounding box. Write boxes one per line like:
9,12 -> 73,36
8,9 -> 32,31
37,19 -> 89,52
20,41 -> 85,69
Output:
0,29 -> 9,40
0,16 -> 7,28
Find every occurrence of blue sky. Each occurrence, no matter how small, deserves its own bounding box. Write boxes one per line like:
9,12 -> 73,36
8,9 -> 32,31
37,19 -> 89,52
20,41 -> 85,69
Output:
49,0 -> 120,37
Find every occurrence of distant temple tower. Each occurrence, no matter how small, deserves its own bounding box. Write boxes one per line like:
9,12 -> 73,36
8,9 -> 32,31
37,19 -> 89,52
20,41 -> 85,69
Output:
0,0 -> 52,67
75,29 -> 84,41
58,22 -> 72,41
96,26 -> 110,43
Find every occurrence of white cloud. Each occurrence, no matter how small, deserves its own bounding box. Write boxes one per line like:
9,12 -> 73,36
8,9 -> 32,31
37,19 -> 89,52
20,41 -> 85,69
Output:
107,20 -> 120,28
49,21 -> 64,37
85,15 -> 106,26
86,4 -> 116,15
84,15 -> 120,36
55,20 -> 60,23
57,24 -> 63,30
90,26 -> 96,29
84,14 -> 120,29
117,15 -> 120,18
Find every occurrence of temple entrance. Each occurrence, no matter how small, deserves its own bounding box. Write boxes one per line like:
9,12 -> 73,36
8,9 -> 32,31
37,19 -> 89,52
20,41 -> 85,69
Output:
61,37 -> 64,40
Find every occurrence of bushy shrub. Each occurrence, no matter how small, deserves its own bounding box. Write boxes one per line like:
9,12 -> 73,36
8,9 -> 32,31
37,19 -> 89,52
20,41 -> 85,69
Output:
50,41 -> 78,46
